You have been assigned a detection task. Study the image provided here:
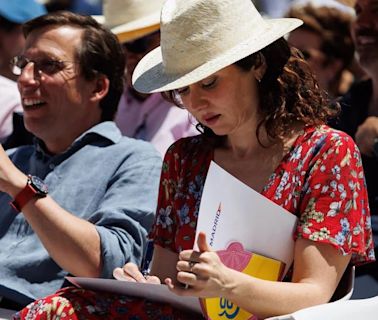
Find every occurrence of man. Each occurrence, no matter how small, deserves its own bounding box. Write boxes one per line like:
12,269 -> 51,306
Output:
0,0 -> 46,142
334,0 -> 378,298
98,0 -> 197,156
0,11 -> 161,309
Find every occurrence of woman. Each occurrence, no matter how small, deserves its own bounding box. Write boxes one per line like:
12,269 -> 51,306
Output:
17,0 -> 374,319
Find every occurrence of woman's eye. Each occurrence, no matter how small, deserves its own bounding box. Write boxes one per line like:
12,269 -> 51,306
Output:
176,86 -> 190,95
202,77 -> 217,88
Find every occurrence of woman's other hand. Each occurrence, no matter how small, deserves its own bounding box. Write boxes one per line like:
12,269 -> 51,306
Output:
113,263 -> 161,284
166,231 -> 233,297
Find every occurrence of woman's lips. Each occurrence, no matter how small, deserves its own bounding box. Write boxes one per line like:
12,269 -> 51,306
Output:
203,114 -> 221,126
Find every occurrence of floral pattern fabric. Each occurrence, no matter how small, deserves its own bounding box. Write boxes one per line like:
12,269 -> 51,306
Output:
152,125 -> 375,264
15,125 -> 375,320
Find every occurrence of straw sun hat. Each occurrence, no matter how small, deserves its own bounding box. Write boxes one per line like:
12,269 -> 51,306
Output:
132,0 -> 303,94
93,0 -> 165,43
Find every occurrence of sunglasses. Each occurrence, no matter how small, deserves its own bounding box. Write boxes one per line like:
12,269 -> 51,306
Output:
122,31 -> 160,54
10,55 -> 73,76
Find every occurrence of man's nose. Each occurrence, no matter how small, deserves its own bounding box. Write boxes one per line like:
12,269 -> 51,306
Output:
18,62 -> 40,87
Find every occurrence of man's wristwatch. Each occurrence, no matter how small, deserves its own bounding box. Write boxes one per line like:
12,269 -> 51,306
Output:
10,175 -> 48,212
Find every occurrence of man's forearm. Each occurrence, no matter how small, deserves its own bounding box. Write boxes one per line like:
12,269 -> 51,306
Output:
22,196 -> 102,277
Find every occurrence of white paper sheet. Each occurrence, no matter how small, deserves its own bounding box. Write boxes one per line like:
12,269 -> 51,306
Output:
194,161 -> 298,275
66,277 -> 202,314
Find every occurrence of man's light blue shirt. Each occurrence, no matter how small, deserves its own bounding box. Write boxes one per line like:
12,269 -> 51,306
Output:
0,121 -> 162,305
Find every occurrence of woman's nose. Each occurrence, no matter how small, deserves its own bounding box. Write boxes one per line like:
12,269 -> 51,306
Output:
187,87 -> 207,112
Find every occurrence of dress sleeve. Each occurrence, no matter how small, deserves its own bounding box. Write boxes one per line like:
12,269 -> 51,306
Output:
295,132 -> 375,265
149,141 -> 181,252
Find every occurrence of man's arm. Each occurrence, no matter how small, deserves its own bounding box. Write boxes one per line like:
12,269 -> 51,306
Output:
0,144 -> 161,278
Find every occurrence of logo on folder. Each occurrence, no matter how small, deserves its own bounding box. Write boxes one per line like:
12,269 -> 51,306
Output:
209,203 -> 222,247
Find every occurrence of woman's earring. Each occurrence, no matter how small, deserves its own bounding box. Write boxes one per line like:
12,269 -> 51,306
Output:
256,77 -> 261,83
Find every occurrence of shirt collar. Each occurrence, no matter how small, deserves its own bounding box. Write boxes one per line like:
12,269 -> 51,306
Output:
76,121 -> 122,144
35,121 -> 122,157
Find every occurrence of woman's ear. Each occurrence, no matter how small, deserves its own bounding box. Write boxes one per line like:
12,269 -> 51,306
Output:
254,53 -> 267,82
90,74 -> 110,103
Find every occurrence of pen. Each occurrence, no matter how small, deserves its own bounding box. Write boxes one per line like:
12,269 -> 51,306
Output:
141,239 -> 154,277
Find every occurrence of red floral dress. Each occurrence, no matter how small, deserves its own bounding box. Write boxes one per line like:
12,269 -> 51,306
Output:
15,125 -> 375,320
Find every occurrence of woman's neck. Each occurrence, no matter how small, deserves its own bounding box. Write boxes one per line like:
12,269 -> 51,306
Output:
224,122 -> 304,159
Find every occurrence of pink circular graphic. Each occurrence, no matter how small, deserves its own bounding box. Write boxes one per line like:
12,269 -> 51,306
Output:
217,242 -> 252,272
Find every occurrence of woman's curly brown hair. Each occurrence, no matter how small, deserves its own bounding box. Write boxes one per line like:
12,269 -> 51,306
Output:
164,37 -> 338,146
253,37 -> 338,144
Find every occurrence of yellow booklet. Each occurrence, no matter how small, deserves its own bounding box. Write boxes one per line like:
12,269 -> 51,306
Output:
200,242 -> 285,320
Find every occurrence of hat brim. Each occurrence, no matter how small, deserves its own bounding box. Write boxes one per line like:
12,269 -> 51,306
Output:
133,18 -> 303,93
94,11 -> 161,43
115,23 -> 160,43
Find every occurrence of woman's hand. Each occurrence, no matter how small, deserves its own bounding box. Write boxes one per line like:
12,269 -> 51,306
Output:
113,262 -> 161,284
166,232 -> 233,298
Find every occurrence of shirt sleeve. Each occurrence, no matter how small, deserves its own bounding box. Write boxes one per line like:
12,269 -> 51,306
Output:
150,142 -> 181,252
295,132 -> 375,265
94,149 -> 162,278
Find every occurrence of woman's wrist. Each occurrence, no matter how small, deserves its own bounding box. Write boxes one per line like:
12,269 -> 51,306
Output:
221,267 -> 247,301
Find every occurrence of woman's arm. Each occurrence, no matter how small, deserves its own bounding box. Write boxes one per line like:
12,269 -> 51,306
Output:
226,238 -> 350,318
169,233 -> 351,319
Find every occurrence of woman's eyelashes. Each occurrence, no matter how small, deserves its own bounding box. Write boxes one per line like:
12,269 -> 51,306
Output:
176,86 -> 190,96
176,76 -> 218,96
201,76 -> 217,89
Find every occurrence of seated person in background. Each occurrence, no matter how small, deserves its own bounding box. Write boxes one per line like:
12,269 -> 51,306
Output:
16,0 -> 374,319
98,0 -> 197,156
0,11 -> 162,310
333,0 -> 378,299
0,75 -> 22,143
0,0 -> 46,142
287,0 -> 357,98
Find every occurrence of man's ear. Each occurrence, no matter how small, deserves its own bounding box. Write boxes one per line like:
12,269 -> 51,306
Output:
90,74 -> 110,103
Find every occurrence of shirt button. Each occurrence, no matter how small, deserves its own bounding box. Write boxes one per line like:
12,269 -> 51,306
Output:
49,163 -> 55,169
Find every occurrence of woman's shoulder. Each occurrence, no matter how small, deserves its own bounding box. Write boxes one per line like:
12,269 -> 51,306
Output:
164,134 -> 212,159
301,125 -> 357,150
291,125 -> 363,171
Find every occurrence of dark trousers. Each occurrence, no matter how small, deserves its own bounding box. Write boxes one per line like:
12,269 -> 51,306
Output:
0,297 -> 24,311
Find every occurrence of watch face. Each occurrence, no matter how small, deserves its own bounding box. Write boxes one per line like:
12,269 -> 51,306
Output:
30,176 -> 48,194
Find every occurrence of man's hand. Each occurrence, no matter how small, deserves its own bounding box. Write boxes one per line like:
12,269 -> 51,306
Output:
0,144 -> 27,197
355,116 -> 378,157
